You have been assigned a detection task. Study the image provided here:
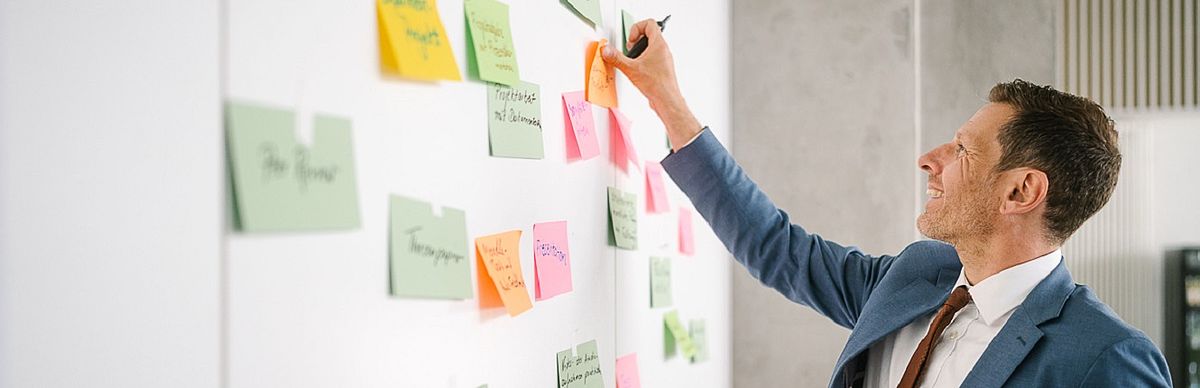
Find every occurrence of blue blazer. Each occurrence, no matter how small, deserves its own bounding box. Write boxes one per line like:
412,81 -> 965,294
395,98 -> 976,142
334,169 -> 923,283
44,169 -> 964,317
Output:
660,130 -> 1171,387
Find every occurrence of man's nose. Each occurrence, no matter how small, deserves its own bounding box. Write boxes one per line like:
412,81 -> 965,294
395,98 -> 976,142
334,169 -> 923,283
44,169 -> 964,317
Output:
918,143 -> 951,176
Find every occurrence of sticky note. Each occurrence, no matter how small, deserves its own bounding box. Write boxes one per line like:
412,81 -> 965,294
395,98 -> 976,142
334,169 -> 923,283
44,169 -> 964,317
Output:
564,0 -> 602,27
563,91 -> 600,161
476,230 -> 533,316
645,161 -> 670,213
226,102 -> 360,232
465,0 -> 519,85
663,310 -> 697,359
621,10 -> 636,55
689,319 -> 709,363
609,108 -> 639,173
607,187 -> 638,250
615,353 -> 642,388
388,195 -> 471,299
557,339 -> 604,388
533,221 -> 573,300
650,256 -> 672,308
585,39 -> 617,108
376,0 -> 461,81
487,81 -> 544,159
679,208 -> 695,256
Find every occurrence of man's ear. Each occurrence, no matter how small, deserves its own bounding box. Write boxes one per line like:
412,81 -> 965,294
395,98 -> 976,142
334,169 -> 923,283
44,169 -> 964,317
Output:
1000,168 -> 1049,215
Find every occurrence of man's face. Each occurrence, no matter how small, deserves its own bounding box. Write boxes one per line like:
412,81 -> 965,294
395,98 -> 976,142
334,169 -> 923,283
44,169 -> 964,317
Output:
916,103 -> 1015,244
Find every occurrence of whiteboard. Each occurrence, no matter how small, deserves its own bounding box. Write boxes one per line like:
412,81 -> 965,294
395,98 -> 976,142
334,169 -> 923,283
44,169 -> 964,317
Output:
225,0 -> 731,386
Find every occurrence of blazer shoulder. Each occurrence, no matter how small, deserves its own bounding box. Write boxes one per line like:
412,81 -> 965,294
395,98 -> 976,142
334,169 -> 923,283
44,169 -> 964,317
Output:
1052,285 -> 1158,354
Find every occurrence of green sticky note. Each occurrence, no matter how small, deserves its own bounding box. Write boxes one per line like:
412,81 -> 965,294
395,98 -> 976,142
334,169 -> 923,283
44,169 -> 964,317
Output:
663,310 -> 696,359
557,339 -> 604,388
607,187 -> 638,250
486,81 -> 544,159
465,0 -> 519,86
388,195 -> 472,299
689,319 -> 709,363
650,256 -> 672,308
621,10 -> 635,55
226,102 -> 360,232
563,0 -> 602,27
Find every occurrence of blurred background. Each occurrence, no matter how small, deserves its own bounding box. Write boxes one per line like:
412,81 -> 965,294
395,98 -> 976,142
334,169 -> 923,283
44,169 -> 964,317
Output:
2,0 -> 1199,387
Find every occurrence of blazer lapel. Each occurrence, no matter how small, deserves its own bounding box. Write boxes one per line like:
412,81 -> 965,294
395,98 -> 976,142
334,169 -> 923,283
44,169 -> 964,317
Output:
960,260 -> 1077,387
834,267 -> 960,372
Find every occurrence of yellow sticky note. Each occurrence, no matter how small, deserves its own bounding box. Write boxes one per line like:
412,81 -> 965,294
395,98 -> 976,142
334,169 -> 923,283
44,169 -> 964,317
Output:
585,39 -> 617,108
476,230 -> 533,317
377,0 -> 462,81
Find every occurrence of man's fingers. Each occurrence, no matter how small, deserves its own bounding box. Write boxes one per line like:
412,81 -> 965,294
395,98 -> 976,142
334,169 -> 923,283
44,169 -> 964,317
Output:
627,19 -> 660,47
600,44 -> 632,71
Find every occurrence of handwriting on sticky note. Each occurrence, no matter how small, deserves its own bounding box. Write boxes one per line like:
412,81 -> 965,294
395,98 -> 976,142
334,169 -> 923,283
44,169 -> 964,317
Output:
487,81 -> 544,159
562,91 -> 600,161
650,256 -> 672,308
645,162 -> 670,213
388,195 -> 472,299
533,221 -> 573,300
608,187 -> 638,249
557,340 -> 604,388
615,353 -> 642,388
465,0 -> 519,85
376,0 -> 461,81
585,40 -> 617,108
476,230 -> 533,316
679,208 -> 695,256
226,102 -> 360,232
609,108 -> 639,173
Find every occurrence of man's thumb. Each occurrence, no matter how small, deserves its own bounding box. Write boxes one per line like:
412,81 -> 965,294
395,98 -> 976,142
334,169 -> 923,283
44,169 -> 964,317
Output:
601,45 -> 631,71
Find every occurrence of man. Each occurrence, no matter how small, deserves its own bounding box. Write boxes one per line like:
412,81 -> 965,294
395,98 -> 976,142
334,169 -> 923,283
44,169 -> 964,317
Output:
602,20 -> 1171,388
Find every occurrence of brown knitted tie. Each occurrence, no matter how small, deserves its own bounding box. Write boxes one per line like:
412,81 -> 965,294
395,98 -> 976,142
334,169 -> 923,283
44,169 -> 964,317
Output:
897,285 -> 972,388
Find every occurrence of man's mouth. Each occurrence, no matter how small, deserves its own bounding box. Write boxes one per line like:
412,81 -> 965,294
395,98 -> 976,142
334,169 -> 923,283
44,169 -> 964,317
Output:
927,188 -> 944,199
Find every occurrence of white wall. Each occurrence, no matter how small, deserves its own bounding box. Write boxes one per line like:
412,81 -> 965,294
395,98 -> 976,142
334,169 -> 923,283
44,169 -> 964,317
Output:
0,1 -> 222,387
224,0 -> 731,387
0,0 -> 729,387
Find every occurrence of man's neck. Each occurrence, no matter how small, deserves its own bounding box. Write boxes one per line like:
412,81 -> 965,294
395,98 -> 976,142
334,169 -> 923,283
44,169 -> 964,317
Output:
954,233 -> 1059,285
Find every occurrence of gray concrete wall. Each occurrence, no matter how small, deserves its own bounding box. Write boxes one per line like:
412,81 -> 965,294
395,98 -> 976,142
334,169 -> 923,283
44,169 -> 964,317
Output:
920,0 -> 1057,153
731,0 -> 918,385
730,0 -> 1056,386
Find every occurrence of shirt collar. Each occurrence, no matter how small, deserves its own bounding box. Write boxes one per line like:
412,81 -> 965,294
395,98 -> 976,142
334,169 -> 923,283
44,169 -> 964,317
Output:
953,249 -> 1063,325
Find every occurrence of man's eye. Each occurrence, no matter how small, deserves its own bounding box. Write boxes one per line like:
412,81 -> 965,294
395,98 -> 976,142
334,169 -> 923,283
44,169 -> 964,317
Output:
955,144 -> 966,155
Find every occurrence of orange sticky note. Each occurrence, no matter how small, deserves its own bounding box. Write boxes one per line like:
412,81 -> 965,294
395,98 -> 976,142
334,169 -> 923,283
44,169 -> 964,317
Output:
476,230 -> 533,316
585,39 -> 618,107
377,0 -> 462,81
609,107 -> 640,173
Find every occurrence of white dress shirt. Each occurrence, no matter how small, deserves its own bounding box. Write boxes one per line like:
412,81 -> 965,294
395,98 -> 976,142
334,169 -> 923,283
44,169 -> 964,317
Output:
865,249 -> 1063,388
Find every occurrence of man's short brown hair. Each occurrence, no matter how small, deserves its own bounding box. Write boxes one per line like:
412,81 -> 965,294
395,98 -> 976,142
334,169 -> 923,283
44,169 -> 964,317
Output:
988,79 -> 1121,244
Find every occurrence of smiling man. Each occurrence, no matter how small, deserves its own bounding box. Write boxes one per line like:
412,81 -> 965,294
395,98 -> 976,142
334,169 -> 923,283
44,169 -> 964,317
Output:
603,20 -> 1171,388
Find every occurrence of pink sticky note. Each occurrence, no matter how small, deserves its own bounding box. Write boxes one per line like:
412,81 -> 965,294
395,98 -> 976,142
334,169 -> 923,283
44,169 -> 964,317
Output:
562,91 -> 600,162
679,208 -> 695,256
533,221 -> 573,300
609,107 -> 640,173
616,353 -> 642,388
645,161 -> 670,213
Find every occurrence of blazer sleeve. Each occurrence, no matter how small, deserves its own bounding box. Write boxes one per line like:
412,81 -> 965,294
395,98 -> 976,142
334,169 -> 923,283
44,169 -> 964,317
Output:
660,129 -> 893,329
1078,337 -> 1172,387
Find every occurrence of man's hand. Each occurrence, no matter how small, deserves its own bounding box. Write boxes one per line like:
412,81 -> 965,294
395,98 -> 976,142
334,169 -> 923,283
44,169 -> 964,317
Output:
601,19 -> 702,151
